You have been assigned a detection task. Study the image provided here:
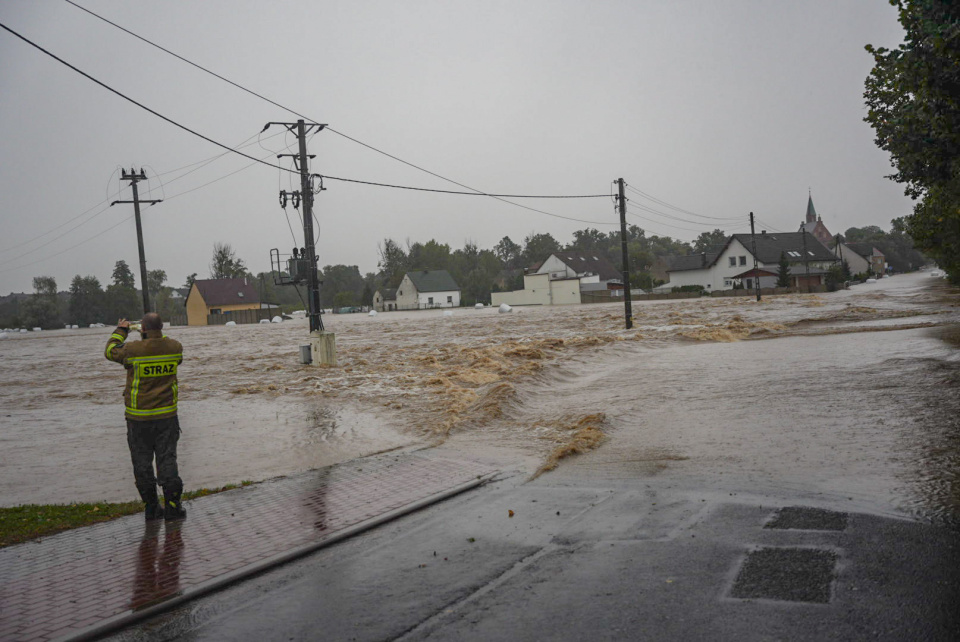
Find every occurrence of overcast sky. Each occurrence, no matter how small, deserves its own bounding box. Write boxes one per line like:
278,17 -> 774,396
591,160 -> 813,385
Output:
0,0 -> 911,294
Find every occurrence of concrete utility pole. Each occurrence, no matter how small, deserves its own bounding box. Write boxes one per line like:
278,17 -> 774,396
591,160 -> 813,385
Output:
617,178 -> 633,330
263,119 -> 335,365
801,228 -> 811,293
265,119 -> 326,333
111,168 -> 161,314
749,212 -> 761,302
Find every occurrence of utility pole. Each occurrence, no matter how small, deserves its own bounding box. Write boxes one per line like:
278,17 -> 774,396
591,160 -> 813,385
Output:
801,227 -> 811,293
264,119 -> 336,366
616,178 -> 633,329
749,212 -> 761,302
111,168 -> 161,314
265,119 -> 327,333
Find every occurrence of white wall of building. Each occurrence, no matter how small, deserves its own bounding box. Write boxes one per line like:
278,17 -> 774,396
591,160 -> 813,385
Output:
396,275 -> 418,309
491,273 -> 583,306
418,290 -> 460,308
834,244 -> 871,276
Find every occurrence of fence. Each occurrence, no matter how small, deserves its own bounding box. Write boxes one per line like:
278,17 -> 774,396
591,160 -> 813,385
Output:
206,308 -> 277,325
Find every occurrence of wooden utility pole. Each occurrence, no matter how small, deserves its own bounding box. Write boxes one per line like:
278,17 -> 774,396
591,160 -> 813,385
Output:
617,178 -> 633,329
749,212 -> 761,301
111,168 -> 162,314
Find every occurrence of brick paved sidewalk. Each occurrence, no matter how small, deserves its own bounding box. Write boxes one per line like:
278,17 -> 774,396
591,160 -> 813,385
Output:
0,453 -> 496,642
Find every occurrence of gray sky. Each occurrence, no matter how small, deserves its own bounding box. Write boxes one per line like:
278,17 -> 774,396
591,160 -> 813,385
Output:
0,0 -> 911,294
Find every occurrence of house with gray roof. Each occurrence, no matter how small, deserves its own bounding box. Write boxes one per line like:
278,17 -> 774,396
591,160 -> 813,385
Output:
395,270 -> 461,310
373,288 -> 397,312
660,231 -> 839,292
533,252 -> 622,288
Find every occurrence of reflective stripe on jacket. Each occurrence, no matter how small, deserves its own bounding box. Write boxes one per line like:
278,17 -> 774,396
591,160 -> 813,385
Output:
105,327 -> 183,421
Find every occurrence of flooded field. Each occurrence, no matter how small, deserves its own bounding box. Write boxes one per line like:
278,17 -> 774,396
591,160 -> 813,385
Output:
1,272 -> 958,524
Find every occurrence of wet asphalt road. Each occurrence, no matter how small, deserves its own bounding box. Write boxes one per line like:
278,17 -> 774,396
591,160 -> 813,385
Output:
105,465 -> 960,642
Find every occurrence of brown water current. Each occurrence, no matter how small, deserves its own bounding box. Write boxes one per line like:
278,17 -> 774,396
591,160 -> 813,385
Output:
1,272 -> 958,525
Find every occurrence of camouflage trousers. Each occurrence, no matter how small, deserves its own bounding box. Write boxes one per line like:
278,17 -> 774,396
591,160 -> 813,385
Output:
126,416 -> 183,496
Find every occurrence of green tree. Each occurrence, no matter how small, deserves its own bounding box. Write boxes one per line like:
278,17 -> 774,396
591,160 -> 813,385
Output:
105,260 -> 141,320
693,229 -> 727,253
333,291 -> 356,308
568,228 -> 607,255
184,273 -> 197,290
21,276 -> 61,329
776,252 -> 791,288
209,243 -> 248,279
377,238 -> 408,287
146,269 -> 167,308
864,0 -> 960,283
68,275 -> 104,326
522,232 -> 561,266
493,236 -> 522,269
408,239 -> 451,271
319,265 -> 364,308
112,260 -> 136,289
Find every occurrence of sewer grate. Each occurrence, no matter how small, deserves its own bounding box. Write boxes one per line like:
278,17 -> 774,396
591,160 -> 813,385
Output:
765,506 -> 848,531
730,547 -> 837,603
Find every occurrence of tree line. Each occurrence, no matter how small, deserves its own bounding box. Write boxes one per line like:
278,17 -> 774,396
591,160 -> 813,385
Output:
864,0 -> 960,283
0,261 -> 185,330
3,218 -> 925,330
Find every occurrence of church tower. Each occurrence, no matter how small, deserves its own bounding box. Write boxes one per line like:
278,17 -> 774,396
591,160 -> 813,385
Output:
799,192 -> 833,247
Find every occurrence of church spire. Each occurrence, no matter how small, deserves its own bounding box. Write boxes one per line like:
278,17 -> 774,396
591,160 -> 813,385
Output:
806,192 -> 818,224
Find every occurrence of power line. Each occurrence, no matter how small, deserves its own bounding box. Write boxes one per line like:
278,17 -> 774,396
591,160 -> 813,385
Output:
0,202 -> 115,266
0,20 -> 295,175
61,2 -> 609,219
0,186 -> 125,253
625,184 -> 743,222
0,212 -> 134,274
318,174 -> 607,198
4,18 -> 614,226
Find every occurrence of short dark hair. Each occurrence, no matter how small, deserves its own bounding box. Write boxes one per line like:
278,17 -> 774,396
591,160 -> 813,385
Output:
141,312 -> 163,331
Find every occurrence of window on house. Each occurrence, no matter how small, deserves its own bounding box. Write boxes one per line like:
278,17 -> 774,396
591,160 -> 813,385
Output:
398,290 -> 402,295
739,256 -> 747,266
447,295 -> 453,303
724,279 -> 732,287
210,308 -> 221,315
729,257 -> 736,267
428,296 -> 434,305
745,278 -> 753,289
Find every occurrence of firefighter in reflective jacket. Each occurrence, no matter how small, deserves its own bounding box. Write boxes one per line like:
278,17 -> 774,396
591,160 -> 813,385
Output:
105,312 -> 186,520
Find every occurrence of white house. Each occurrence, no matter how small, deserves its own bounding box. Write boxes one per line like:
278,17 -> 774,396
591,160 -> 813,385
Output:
395,270 -> 461,309
492,273 -> 584,307
533,252 -> 621,287
492,252 -> 622,306
660,232 -> 840,292
832,242 -> 871,277
373,288 -> 397,312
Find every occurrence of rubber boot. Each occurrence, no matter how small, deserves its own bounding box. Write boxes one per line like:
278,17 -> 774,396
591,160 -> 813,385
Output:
163,486 -> 186,521
137,483 -> 164,521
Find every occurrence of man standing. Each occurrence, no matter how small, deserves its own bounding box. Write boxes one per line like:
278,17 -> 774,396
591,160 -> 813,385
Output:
105,312 -> 186,520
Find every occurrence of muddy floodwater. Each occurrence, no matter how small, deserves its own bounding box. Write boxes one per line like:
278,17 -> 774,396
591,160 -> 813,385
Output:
1,272 -> 958,525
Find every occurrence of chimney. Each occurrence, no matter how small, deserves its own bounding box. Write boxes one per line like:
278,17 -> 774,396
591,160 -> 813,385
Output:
701,252 -> 706,267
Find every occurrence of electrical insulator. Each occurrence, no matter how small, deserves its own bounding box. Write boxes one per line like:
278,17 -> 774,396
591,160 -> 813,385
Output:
279,191 -> 288,208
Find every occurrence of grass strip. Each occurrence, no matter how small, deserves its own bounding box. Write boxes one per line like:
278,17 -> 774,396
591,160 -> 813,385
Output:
0,481 -> 253,548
